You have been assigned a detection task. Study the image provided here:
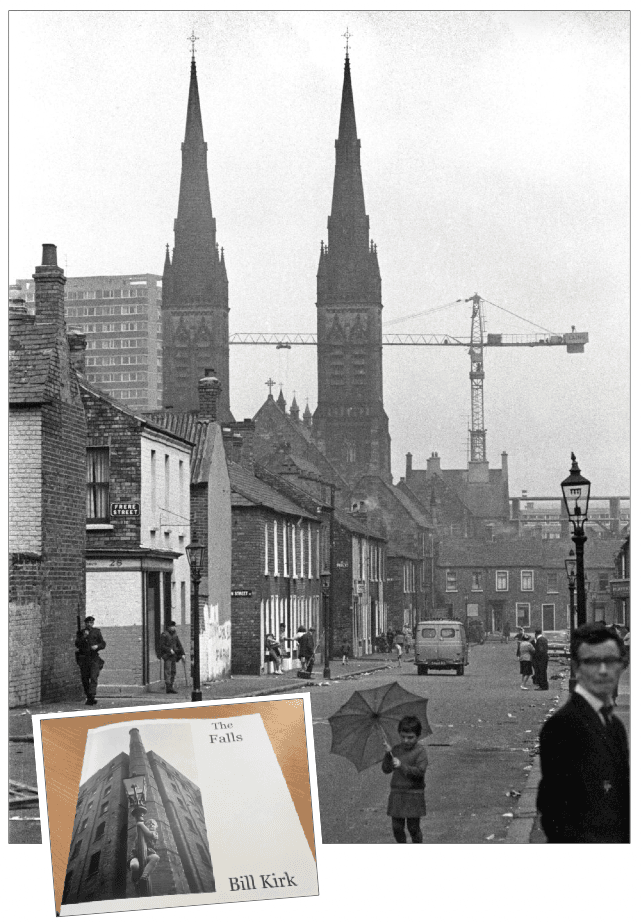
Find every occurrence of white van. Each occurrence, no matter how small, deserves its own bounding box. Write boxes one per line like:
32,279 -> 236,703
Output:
415,620 -> 469,676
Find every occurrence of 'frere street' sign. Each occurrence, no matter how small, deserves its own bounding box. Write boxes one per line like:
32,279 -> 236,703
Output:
110,502 -> 140,516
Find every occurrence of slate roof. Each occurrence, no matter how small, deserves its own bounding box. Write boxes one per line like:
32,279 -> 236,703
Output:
407,466 -> 509,521
80,382 -> 194,448
228,461 -> 318,519
437,537 -> 622,569
9,316 -> 58,404
144,411 -> 210,482
389,484 -> 432,528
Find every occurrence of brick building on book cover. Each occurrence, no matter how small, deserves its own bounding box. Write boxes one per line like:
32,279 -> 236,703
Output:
62,727 -> 214,905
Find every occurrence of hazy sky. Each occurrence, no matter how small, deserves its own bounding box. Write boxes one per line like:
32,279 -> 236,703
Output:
9,10 -> 630,494
80,719 -> 198,787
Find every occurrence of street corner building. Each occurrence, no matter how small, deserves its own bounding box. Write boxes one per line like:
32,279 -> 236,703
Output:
9,245 -> 88,706
61,727 -> 215,906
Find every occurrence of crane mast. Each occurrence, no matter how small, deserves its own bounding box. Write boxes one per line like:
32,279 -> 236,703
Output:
466,293 -> 486,463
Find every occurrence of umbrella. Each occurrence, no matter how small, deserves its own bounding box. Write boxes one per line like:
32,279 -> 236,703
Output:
328,681 -> 432,772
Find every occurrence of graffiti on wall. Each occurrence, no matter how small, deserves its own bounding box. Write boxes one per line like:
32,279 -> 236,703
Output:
201,604 -> 231,679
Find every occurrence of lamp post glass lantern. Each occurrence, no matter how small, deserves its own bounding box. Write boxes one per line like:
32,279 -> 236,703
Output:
186,535 -> 205,702
561,454 -> 590,630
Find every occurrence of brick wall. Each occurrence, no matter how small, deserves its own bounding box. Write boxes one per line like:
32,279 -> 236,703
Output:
9,553 -> 44,706
9,409 -> 42,551
40,398 -> 87,701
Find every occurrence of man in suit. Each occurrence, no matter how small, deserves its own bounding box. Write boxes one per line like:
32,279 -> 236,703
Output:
75,615 -> 106,705
537,623 -> 629,842
532,628 -> 549,690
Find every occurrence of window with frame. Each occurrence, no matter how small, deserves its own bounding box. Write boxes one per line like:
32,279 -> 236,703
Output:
94,822 -> 105,841
521,570 -> 534,591
87,851 -> 101,878
546,572 -> 558,593
496,570 -> 508,591
471,570 -> 483,591
71,839 -> 82,860
516,602 -> 530,627
446,570 -> 457,592
598,573 -> 609,592
86,448 -> 110,521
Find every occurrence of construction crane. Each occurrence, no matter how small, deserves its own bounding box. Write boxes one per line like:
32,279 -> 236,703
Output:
230,294 -> 588,463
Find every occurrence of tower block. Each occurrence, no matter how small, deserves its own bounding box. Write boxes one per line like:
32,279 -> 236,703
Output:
312,53 -> 391,484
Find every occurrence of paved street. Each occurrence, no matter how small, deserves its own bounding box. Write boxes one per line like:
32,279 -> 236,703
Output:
9,641 -> 631,845
312,642 -> 569,843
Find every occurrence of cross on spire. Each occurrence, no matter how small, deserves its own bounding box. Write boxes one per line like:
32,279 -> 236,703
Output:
188,29 -> 199,61
343,27 -> 352,56
265,377 -> 276,396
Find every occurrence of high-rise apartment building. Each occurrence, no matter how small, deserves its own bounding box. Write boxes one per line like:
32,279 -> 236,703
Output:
15,273 -> 163,411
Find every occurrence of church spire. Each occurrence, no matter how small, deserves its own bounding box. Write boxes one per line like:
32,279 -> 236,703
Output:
319,51 -> 380,304
161,45 -> 232,421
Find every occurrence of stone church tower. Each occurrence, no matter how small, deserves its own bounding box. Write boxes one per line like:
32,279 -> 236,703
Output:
312,53 -> 391,484
162,52 -> 232,420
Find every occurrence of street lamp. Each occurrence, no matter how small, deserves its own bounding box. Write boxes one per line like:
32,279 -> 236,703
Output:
564,550 -> 576,631
185,534 -> 205,702
122,776 -> 153,897
561,453 -> 591,629
320,569 -> 331,679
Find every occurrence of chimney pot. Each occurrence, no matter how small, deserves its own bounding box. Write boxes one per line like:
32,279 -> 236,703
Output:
41,244 -> 58,267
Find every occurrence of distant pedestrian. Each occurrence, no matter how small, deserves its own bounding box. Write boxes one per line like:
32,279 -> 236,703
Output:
537,624 -> 629,842
298,627 -> 315,674
502,620 -> 511,644
382,715 -> 428,843
265,633 -> 283,675
403,628 -> 412,655
386,627 -> 395,654
394,632 -> 405,667
517,633 -> 535,689
294,624 -> 307,669
532,629 -> 549,690
159,621 -> 185,693
75,615 -> 106,705
340,637 -> 350,666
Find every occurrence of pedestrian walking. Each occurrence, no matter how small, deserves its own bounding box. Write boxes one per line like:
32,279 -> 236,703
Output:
517,632 -> 535,689
403,628 -> 412,655
75,615 -> 106,705
532,628 -> 549,690
294,624 -> 307,669
159,621 -> 185,693
382,715 -> 428,843
298,627 -> 315,675
340,637 -> 350,666
386,627 -> 395,654
537,623 -> 629,842
265,632 -> 283,674
501,620 -> 511,644
394,632 -> 405,667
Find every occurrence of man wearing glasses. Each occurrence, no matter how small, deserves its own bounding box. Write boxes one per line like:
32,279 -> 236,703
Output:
536,623 -> 629,842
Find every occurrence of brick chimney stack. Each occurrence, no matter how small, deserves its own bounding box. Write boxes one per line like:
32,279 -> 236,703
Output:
33,243 -> 66,328
234,419 -> 255,471
67,331 -> 87,376
197,368 -> 222,423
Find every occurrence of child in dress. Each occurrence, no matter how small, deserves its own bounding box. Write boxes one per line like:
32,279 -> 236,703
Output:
382,715 -> 428,843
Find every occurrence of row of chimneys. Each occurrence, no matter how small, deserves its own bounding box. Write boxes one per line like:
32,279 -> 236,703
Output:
405,450 -> 509,479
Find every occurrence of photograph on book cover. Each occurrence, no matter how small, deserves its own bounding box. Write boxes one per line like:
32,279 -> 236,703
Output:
33,697 -> 319,915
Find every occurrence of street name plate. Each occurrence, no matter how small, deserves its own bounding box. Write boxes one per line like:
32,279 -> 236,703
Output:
110,502 -> 140,516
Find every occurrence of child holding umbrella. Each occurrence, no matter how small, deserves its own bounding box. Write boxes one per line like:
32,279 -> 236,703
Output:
382,715 -> 428,843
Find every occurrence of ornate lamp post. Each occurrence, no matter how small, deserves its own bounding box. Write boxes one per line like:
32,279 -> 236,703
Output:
564,550 -> 576,631
561,453 -> 591,628
123,776 -> 153,897
320,569 -> 331,679
185,534 -> 205,702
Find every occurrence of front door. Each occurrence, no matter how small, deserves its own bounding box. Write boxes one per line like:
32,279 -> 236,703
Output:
146,571 -> 161,685
488,601 -> 505,633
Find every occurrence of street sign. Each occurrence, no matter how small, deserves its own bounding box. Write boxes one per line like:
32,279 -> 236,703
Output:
231,590 -> 253,598
110,502 -> 140,516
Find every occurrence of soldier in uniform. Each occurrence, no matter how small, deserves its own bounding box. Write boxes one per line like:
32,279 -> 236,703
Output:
537,623 -> 629,842
158,621 -> 185,694
75,615 -> 106,705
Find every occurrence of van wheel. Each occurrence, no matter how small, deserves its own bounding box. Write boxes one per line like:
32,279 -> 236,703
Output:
417,665 -> 428,676
456,665 -> 465,676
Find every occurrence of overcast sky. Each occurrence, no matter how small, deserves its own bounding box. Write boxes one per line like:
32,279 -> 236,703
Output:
80,720 -> 198,787
9,10 -> 630,495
